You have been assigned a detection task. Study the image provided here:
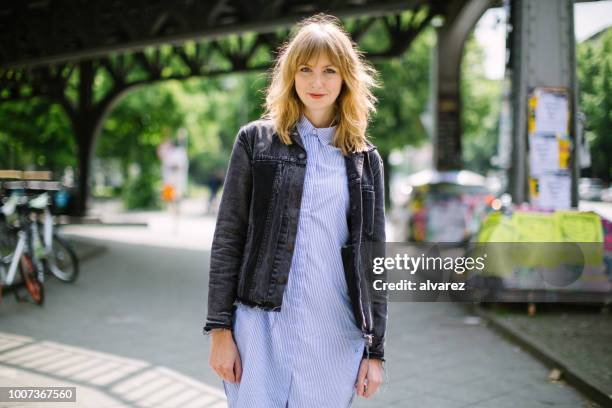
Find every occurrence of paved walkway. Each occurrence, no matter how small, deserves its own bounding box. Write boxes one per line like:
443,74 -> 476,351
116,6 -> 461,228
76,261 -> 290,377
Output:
0,300 -> 597,407
0,333 -> 225,408
358,303 -> 598,407
476,304 -> 612,407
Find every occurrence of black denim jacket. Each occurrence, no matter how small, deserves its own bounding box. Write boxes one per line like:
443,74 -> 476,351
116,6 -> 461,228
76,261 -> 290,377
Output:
203,119 -> 388,360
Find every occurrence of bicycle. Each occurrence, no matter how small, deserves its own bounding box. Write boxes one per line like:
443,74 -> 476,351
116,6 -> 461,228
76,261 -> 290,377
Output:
0,194 -> 45,305
28,190 -> 79,283
3,179 -> 80,284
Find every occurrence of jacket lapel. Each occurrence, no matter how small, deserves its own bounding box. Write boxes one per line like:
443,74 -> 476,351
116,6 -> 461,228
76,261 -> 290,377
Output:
346,152 -> 365,244
346,152 -> 364,184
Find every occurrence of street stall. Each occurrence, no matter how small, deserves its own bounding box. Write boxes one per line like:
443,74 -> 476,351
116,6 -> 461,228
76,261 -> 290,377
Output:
390,169 -> 493,243
462,208 -> 612,303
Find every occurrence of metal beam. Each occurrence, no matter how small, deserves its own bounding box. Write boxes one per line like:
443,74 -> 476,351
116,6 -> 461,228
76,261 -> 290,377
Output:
0,0 -> 445,69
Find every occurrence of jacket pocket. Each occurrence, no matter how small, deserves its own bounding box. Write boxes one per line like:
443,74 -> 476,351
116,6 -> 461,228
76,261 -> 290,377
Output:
240,159 -> 284,296
255,160 -> 285,270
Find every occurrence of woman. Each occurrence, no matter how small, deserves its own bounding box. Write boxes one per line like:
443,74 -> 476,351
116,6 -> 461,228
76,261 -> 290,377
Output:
204,13 -> 387,407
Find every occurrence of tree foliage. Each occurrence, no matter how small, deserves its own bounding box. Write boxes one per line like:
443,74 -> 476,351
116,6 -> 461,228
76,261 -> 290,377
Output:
369,27 -> 434,157
460,35 -> 502,174
0,98 -> 75,173
577,28 -> 612,183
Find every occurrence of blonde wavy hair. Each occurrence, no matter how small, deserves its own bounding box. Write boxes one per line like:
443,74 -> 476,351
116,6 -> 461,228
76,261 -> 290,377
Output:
263,13 -> 379,155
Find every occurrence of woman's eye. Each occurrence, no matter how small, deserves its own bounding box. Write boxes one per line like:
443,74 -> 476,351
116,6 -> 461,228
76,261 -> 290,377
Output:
325,68 -> 337,74
299,67 -> 311,72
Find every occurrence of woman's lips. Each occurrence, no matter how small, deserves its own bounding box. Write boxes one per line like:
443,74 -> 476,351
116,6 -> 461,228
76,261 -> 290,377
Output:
308,93 -> 325,99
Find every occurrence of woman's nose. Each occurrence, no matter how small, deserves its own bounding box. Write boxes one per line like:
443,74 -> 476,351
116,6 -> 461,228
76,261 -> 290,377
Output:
311,74 -> 323,88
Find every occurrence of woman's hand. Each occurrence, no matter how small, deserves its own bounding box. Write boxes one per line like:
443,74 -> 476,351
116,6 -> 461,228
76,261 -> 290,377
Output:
209,329 -> 242,383
355,358 -> 384,398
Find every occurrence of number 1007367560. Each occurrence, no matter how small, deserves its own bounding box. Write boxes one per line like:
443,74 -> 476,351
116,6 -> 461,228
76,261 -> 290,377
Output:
0,387 -> 76,402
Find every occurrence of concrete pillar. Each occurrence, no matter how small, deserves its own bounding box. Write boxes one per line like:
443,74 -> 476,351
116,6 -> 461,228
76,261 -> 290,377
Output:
509,0 -> 578,207
432,0 -> 493,170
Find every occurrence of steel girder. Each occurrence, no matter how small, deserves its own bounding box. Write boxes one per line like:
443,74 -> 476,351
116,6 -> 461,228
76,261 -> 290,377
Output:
0,5 -> 440,105
0,3 -> 442,215
0,0 -> 446,69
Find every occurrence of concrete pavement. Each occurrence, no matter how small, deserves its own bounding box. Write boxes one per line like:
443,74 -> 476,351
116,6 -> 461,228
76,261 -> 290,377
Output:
0,331 -> 226,408
476,305 -> 612,407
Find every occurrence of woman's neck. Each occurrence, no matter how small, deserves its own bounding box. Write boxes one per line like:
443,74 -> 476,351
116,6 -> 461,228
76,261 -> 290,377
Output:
303,109 -> 336,128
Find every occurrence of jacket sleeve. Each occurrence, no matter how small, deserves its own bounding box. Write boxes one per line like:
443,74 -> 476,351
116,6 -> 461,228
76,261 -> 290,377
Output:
367,150 -> 388,360
203,127 -> 252,334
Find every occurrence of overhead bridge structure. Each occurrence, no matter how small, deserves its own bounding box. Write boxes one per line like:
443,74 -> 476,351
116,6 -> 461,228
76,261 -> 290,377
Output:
0,0 -> 580,214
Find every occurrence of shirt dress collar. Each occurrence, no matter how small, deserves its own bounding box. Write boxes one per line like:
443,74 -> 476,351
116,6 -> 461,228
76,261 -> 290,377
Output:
297,114 -> 336,146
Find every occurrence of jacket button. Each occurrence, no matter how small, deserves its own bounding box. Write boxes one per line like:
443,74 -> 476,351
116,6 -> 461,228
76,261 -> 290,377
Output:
287,243 -> 294,251
277,276 -> 287,284
298,153 -> 305,159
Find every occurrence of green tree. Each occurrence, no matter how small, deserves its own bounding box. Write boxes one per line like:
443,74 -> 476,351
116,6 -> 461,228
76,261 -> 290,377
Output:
370,28 -> 434,156
577,28 -> 612,183
95,82 -> 184,209
460,34 -> 502,175
93,72 -> 266,209
365,27 -> 435,206
0,98 -> 75,174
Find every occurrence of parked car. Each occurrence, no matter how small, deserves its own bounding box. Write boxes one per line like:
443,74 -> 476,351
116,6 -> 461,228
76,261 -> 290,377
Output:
579,178 -> 603,201
601,187 -> 612,203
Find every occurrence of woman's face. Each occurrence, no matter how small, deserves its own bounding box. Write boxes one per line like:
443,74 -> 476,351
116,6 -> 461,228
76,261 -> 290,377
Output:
294,52 -> 343,120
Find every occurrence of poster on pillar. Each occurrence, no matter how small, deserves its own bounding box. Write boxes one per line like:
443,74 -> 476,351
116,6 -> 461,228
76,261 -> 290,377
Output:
529,173 -> 572,211
532,89 -> 569,135
527,87 -> 571,210
528,134 -> 570,176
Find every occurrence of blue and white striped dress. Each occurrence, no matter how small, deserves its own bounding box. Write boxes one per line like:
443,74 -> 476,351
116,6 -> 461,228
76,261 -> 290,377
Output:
223,115 -> 365,407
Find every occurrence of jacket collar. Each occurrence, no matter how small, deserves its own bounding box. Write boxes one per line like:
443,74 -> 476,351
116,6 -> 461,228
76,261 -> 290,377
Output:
289,126 -> 305,151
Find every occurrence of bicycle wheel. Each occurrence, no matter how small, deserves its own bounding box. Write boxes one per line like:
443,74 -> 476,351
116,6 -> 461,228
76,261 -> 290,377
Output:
47,234 -> 79,283
20,254 -> 44,305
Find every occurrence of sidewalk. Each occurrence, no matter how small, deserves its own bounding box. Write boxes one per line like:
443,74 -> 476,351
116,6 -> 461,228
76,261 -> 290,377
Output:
476,304 -> 612,407
0,333 -> 227,408
60,197 -> 217,251
0,364 -> 125,408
